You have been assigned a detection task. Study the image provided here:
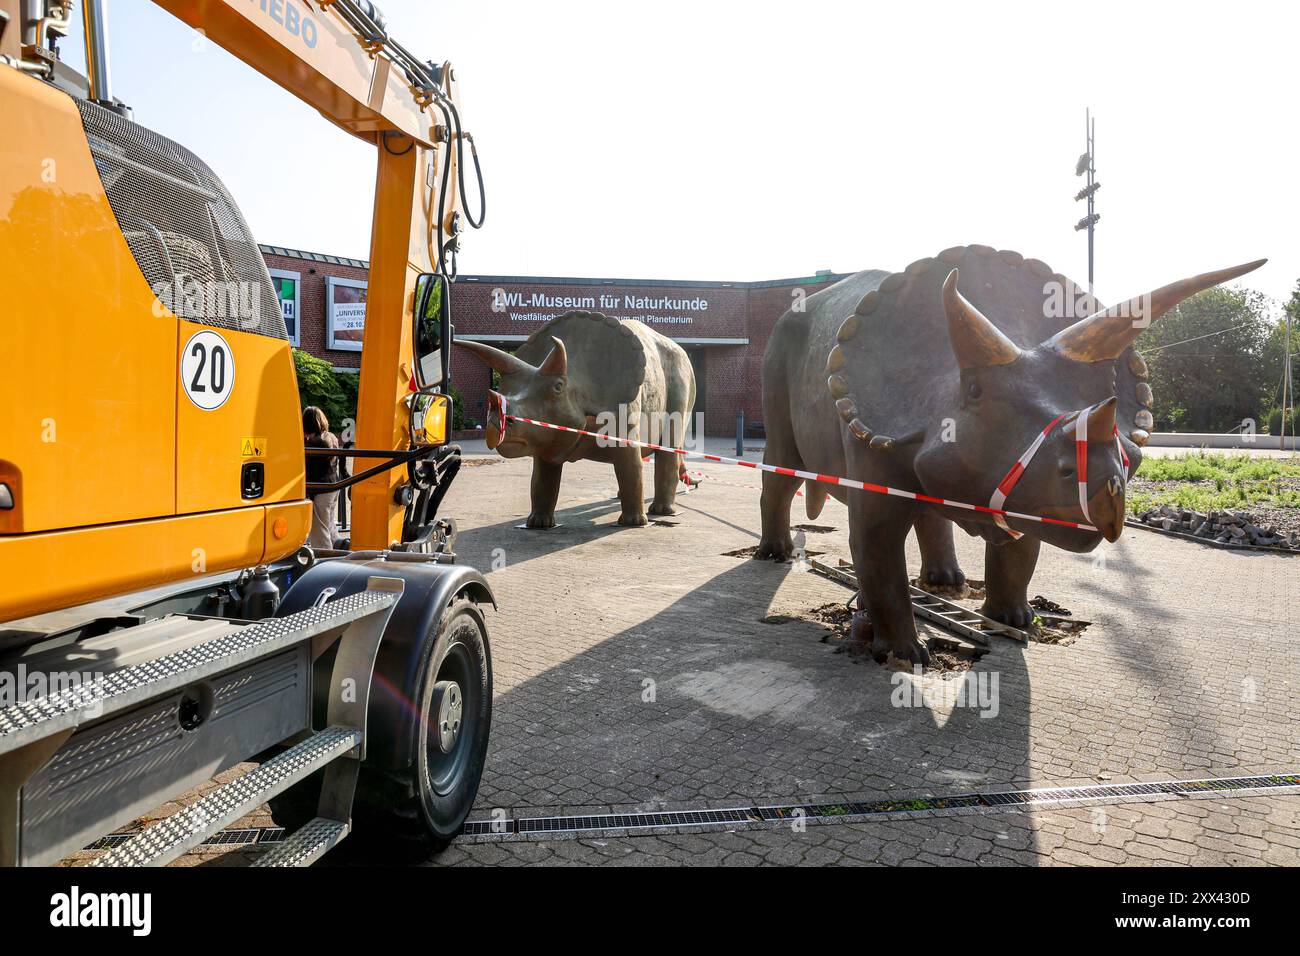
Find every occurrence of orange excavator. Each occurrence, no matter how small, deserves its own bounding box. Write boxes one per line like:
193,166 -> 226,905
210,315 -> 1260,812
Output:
0,0 -> 494,864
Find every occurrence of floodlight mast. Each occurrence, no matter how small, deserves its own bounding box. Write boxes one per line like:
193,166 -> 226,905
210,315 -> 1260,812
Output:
1073,109 -> 1099,296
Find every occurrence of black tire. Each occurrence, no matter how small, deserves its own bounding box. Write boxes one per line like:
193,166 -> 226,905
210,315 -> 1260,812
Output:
269,596 -> 492,862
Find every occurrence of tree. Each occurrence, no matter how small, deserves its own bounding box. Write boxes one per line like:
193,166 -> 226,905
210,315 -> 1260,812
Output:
1259,280 -> 1300,434
1134,286 -> 1274,432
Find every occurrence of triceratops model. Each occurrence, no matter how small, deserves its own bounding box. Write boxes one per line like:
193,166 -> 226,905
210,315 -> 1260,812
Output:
457,311 -> 696,527
759,245 -> 1263,664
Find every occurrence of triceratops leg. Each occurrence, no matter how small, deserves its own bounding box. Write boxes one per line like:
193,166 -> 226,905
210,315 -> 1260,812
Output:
755,470 -> 802,559
850,496 -> 931,666
914,512 -> 967,591
980,535 -> 1041,629
613,446 -> 649,527
648,449 -> 680,517
647,408 -> 686,520
526,459 -> 564,529
755,424 -> 805,560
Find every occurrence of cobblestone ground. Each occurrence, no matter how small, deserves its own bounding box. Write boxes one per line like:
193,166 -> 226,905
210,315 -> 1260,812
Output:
73,449 -> 1297,866
138,794 -> 1300,867
432,795 -> 1300,867
424,452 -> 1299,865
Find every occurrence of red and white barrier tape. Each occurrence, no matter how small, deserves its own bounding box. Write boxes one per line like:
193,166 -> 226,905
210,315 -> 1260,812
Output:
489,392 -> 1099,533
683,469 -> 803,498
988,413 -> 1068,539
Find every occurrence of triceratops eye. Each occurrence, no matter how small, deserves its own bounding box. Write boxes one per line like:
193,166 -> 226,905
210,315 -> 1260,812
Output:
966,382 -> 982,400
552,379 -> 565,394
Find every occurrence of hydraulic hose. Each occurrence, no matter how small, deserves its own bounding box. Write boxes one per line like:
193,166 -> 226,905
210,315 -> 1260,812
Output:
444,97 -> 486,229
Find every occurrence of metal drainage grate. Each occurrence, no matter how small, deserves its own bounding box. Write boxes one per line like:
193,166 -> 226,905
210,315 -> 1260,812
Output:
518,807 -> 758,835
85,826 -> 285,852
465,808 -> 758,837
84,773 -> 1299,849
464,773 -> 1300,838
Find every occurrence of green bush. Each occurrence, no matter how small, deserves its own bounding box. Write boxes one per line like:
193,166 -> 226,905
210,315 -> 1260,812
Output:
292,349 -> 355,435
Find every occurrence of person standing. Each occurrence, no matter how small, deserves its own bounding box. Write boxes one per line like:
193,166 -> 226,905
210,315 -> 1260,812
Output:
303,406 -> 341,551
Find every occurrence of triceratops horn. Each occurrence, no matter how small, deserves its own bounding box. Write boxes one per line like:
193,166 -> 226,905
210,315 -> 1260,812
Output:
1050,259 -> 1267,363
454,339 -> 535,377
1081,396 -> 1118,443
537,336 -> 567,376
941,269 -> 1022,370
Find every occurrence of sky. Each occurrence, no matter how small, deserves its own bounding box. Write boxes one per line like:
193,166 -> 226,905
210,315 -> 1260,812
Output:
58,0 -> 1299,308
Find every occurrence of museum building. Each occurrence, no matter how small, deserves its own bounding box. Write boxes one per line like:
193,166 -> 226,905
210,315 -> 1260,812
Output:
259,244 -> 850,437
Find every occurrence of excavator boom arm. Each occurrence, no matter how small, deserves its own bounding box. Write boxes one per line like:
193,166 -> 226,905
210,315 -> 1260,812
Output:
152,0 -> 441,147
147,0 -> 477,549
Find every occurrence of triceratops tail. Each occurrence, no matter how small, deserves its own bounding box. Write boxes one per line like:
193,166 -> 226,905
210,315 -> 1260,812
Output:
805,483 -> 829,520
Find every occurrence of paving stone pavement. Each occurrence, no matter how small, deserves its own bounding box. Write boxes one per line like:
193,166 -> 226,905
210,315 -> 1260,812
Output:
433,452 -> 1298,865
71,451 -> 1298,866
455,459 -> 1294,770
119,794 -> 1294,868
429,794 -> 1300,867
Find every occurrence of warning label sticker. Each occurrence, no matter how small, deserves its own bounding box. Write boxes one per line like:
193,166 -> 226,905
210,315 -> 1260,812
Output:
240,437 -> 267,458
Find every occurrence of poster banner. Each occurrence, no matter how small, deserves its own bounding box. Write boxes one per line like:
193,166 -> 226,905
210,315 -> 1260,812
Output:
268,269 -> 299,344
327,276 -> 368,352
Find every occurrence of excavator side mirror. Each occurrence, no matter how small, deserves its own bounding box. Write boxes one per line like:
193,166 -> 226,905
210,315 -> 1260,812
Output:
409,391 -> 450,447
412,272 -> 452,391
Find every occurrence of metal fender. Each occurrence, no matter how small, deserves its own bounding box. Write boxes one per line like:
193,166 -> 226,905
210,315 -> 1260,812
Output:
277,556 -> 495,770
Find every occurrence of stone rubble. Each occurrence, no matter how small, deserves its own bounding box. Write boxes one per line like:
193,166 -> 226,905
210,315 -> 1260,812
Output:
1135,505 -> 1300,551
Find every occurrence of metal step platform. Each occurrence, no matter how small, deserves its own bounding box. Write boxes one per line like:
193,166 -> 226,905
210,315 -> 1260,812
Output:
253,817 -> 350,867
0,589 -> 395,755
0,577 -> 403,867
90,727 -> 362,867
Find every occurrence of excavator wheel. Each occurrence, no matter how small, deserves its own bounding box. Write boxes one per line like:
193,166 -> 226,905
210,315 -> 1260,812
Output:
269,594 -> 492,862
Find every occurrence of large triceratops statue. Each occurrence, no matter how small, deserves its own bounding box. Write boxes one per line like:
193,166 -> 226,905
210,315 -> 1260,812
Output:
457,311 -> 696,527
759,244 -> 1264,664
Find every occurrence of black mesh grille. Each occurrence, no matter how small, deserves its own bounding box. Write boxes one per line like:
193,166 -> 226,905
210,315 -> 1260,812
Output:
75,99 -> 286,339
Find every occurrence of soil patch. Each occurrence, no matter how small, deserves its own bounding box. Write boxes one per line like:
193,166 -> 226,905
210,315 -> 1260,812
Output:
1030,617 -> 1092,645
724,546 -> 824,559
778,601 -> 976,674
1026,595 -> 1092,645
910,577 -> 971,600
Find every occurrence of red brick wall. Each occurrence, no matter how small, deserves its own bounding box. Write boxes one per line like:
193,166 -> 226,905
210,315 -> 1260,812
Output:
264,247 -> 846,437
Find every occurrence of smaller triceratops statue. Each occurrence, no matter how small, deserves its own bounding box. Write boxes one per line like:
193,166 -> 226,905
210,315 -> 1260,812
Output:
759,245 -> 1264,665
456,311 -> 697,528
